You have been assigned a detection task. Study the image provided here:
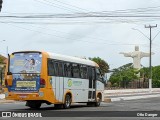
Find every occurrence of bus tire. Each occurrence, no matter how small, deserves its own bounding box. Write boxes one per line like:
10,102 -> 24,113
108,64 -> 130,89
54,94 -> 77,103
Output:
95,94 -> 102,107
63,94 -> 71,109
26,101 -> 41,109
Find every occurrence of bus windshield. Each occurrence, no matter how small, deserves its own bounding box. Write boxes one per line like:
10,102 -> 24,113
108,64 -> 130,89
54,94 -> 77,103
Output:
10,52 -> 42,74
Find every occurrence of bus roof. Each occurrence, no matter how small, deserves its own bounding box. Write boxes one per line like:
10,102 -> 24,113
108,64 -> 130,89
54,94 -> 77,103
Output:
10,51 -> 99,67
47,52 -> 99,67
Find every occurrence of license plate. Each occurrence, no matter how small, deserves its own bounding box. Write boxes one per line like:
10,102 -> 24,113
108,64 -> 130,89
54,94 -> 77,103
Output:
16,81 -> 36,87
19,95 -> 27,98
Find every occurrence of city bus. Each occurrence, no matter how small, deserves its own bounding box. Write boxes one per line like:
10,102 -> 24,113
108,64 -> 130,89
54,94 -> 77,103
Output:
4,51 -> 105,109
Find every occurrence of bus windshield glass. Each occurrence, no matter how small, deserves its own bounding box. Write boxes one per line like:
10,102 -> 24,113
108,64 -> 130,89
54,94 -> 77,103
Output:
10,52 -> 42,74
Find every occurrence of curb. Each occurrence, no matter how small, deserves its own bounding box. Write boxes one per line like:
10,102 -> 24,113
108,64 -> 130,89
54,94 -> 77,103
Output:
104,98 -> 111,103
107,94 -> 160,102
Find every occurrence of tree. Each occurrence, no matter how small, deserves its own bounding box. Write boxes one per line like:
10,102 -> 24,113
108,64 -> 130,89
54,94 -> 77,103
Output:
139,66 -> 160,88
0,55 -> 5,64
152,66 -> 160,87
109,63 -> 138,87
89,57 -> 109,75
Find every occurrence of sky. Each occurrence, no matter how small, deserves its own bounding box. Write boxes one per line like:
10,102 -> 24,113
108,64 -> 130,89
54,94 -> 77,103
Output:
0,0 -> 160,71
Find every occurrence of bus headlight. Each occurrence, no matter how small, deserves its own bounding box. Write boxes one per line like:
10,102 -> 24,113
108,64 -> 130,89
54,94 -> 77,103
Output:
39,92 -> 44,97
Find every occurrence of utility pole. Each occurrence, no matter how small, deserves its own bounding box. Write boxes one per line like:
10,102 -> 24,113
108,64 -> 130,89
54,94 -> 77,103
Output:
145,24 -> 157,93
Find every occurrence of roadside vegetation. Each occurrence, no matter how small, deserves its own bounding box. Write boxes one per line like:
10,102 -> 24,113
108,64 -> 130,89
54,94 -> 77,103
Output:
109,63 -> 160,88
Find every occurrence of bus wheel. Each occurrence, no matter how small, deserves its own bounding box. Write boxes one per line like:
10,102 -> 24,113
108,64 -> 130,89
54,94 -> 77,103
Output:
95,94 -> 102,107
63,94 -> 71,109
26,101 -> 41,109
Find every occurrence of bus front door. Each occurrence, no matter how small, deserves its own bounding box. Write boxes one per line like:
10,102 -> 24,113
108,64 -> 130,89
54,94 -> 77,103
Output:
88,67 -> 96,101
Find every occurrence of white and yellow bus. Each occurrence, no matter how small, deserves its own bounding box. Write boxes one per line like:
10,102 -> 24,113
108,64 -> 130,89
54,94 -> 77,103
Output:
4,51 -> 105,109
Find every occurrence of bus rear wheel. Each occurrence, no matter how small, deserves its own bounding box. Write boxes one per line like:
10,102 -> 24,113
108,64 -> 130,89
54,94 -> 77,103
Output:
63,94 -> 71,109
26,101 -> 41,109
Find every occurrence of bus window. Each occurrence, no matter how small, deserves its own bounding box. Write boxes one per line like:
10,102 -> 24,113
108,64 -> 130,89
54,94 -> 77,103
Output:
54,62 -> 59,76
72,64 -> 80,78
10,52 -> 42,74
96,68 -> 103,81
84,67 -> 88,79
48,59 -> 54,76
48,60 -> 63,77
92,68 -> 96,88
64,62 -> 72,77
80,65 -> 88,79
92,68 -> 96,80
58,62 -> 63,76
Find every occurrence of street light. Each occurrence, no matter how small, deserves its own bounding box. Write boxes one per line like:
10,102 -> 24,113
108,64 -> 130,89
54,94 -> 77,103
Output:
132,26 -> 157,93
132,28 -> 149,40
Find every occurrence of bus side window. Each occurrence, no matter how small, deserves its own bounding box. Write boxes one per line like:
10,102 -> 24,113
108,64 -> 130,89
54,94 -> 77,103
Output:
92,68 -> 96,88
64,62 -> 72,77
92,68 -> 96,80
72,64 -> 80,78
84,66 -> 88,79
54,62 -> 59,76
88,67 -> 91,79
58,62 -> 63,77
80,65 -> 88,79
64,63 -> 67,77
96,68 -> 102,80
47,59 -> 54,76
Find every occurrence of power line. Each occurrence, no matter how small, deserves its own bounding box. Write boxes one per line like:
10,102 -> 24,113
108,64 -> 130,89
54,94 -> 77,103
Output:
0,21 -> 148,46
33,0 -> 93,14
2,4 -> 160,19
3,5 -> 160,15
1,14 -> 160,18
21,24 -> 125,44
98,6 -> 160,14
152,30 -> 160,41
33,0 -> 80,13
2,1 -> 160,22
0,17 -> 159,25
48,0 -> 90,12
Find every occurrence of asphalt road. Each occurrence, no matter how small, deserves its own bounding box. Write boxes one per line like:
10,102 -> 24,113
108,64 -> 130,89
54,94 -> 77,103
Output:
0,97 -> 160,120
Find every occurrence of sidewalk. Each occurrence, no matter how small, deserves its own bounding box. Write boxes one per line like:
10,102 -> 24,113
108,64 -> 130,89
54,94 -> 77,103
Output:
104,88 -> 160,102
